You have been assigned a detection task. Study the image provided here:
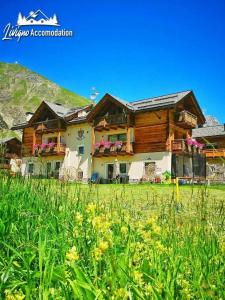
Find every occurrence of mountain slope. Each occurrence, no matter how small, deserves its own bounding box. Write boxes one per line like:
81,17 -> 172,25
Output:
0,62 -> 90,129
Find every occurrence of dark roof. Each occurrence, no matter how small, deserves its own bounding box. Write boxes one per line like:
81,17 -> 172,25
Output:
108,94 -> 134,111
12,90 -> 205,129
11,101 -> 91,130
131,90 -> 191,111
67,116 -> 88,124
44,101 -> 74,117
0,137 -> 21,144
11,122 -> 28,130
99,90 -> 193,112
193,125 -> 225,138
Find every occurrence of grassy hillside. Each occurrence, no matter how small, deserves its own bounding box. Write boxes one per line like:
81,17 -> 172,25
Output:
0,62 -> 90,130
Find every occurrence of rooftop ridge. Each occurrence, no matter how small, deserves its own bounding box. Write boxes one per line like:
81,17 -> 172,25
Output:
131,90 -> 191,104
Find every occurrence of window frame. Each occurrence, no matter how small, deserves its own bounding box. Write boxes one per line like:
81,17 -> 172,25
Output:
28,163 -> 34,174
108,133 -> 127,142
119,163 -> 127,174
78,145 -> 85,155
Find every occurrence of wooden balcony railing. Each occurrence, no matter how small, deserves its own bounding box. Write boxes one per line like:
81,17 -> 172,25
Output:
94,114 -> 133,130
171,139 -> 188,152
33,143 -> 66,156
34,119 -> 66,133
0,163 -> 11,169
203,148 -> 225,158
93,141 -> 134,157
171,139 -> 203,153
174,110 -> 197,128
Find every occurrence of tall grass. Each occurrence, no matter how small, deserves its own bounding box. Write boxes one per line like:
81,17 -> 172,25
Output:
0,176 -> 224,299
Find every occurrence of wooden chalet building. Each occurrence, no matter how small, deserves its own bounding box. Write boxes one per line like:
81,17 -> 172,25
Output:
0,137 -> 22,172
193,124 -> 225,181
12,90 -> 206,182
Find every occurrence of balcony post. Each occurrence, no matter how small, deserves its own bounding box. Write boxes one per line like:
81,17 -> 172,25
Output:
92,127 -> 95,154
57,131 -> 61,153
32,131 -> 36,155
127,127 -> 131,152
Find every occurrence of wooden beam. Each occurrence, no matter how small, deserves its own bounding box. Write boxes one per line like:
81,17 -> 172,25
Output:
92,127 -> 95,154
32,131 -> 36,155
127,127 -> 131,153
57,131 -> 61,153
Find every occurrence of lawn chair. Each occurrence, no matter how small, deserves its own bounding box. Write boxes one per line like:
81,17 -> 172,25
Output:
90,172 -> 100,183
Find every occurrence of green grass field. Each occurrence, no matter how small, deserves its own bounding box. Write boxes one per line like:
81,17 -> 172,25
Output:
0,177 -> 224,299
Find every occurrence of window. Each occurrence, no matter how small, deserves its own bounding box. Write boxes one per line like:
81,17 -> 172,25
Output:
120,163 -> 127,174
48,137 -> 57,143
46,162 -> 51,175
144,162 -> 156,179
108,133 -> 126,142
108,135 -> 117,143
78,146 -> 84,155
55,162 -> 61,171
77,171 -> 83,180
28,163 -> 34,174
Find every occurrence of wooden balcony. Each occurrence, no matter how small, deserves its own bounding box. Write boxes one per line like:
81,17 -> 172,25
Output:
172,139 -> 188,152
174,110 -> 197,128
0,163 -> 10,169
93,141 -> 134,157
33,143 -> 66,157
34,119 -> 66,133
94,114 -> 133,131
203,148 -> 225,158
171,139 -> 203,153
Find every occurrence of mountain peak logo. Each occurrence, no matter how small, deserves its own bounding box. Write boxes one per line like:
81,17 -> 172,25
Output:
17,10 -> 60,26
2,9 -> 73,42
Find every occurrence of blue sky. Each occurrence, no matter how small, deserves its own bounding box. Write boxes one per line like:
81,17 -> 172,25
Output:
0,0 -> 225,122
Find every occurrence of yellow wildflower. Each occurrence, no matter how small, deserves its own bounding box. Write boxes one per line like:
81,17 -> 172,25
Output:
92,215 -> 103,229
75,212 -> 83,225
99,240 -> 109,252
120,226 -> 128,235
93,247 -> 102,260
152,224 -> 161,235
66,246 -> 79,263
93,240 -> 109,261
86,203 -> 96,214
146,214 -> 158,226
133,270 -> 144,285
5,289 -> 25,300
114,287 -> 129,299
219,239 -> 225,254
49,288 -> 55,296
155,241 -> 167,253
73,228 -> 79,238
124,213 -> 130,223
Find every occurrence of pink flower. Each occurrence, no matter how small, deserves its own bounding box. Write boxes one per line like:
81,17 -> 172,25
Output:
41,143 -> 47,150
115,141 -> 123,147
104,141 -> 112,149
192,140 -> 198,147
48,142 -> 56,149
198,143 -> 204,149
186,138 -> 193,146
94,142 -> 101,149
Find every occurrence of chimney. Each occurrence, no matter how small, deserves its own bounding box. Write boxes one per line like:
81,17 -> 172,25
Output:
25,112 -> 34,122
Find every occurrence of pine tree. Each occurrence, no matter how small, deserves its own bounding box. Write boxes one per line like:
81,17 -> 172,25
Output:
17,12 -> 23,25
52,14 -> 58,25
